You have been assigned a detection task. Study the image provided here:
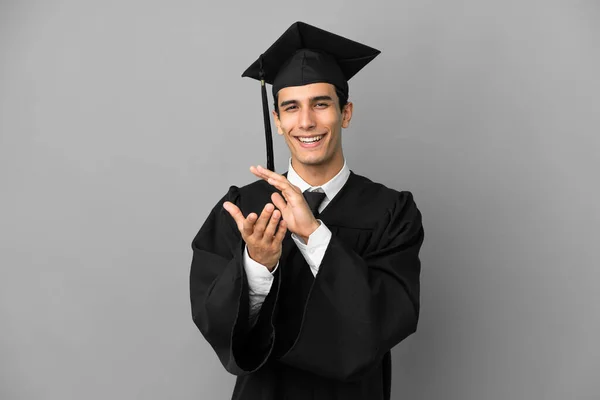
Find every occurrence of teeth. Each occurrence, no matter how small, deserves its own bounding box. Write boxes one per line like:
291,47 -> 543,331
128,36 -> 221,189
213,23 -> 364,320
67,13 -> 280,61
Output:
298,135 -> 323,143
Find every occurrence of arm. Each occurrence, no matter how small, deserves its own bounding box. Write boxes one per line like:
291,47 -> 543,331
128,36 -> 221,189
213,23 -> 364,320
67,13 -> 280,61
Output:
291,220 -> 331,277
189,187 -> 285,375
280,192 -> 423,381
243,244 -> 278,324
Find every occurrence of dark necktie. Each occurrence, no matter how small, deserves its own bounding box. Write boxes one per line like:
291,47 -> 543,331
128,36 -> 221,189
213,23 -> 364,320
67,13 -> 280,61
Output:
303,190 -> 326,217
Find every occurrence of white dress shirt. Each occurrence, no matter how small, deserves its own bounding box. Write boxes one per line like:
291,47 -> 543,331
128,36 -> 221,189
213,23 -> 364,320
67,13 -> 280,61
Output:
243,158 -> 351,318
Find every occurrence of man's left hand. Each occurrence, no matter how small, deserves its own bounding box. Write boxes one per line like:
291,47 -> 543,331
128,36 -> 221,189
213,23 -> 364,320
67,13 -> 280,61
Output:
250,165 -> 319,243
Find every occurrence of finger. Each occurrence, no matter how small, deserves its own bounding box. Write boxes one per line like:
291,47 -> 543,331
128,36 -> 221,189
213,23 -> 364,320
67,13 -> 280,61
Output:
264,177 -> 290,192
249,165 -> 277,182
260,166 -> 297,188
252,166 -> 297,189
273,219 -> 287,243
263,209 -> 281,239
280,186 -> 305,206
269,184 -> 306,208
249,165 -> 267,179
242,212 -> 258,236
255,164 -> 280,178
250,165 -> 279,179
271,192 -> 287,211
268,177 -> 302,196
253,203 -> 275,237
223,202 -> 246,230
251,166 -> 303,201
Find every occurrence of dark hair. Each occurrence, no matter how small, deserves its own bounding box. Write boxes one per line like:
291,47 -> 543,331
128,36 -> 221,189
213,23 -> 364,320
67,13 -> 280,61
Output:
273,86 -> 349,115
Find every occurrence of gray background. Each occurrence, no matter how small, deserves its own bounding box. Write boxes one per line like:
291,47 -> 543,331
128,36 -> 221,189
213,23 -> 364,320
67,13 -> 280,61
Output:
1,1 -> 599,399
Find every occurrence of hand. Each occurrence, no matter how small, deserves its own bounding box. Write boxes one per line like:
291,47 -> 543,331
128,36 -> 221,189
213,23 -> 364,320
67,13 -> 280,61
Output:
222,201 -> 287,271
250,165 -> 320,243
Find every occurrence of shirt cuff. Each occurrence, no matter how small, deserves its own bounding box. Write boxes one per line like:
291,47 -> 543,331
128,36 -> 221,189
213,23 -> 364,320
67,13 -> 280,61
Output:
291,220 -> 332,277
243,245 -> 278,296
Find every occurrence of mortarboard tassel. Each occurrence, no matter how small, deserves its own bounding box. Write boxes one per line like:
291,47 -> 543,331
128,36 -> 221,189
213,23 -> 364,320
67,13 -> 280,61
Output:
259,55 -> 275,172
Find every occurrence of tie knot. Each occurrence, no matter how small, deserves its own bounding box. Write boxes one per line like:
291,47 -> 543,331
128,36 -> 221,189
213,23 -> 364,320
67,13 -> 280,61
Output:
303,190 -> 326,216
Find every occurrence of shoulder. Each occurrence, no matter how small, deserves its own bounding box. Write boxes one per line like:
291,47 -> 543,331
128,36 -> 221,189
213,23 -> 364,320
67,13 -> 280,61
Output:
228,178 -> 271,197
348,171 -> 418,212
324,171 -> 421,231
348,172 -> 423,244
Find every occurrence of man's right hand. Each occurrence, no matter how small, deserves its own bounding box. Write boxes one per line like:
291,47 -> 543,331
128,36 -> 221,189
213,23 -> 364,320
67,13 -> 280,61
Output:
223,201 -> 287,271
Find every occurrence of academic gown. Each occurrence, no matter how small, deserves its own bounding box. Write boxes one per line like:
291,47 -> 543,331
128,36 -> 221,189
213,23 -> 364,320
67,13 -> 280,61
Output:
189,171 -> 424,400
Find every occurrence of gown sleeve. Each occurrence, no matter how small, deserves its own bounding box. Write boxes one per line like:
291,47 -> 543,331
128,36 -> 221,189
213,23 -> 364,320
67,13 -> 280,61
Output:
189,186 -> 279,375
278,191 -> 424,382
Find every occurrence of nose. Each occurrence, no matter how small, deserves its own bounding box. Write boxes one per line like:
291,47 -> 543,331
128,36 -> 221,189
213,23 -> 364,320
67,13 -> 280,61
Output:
298,106 -> 316,131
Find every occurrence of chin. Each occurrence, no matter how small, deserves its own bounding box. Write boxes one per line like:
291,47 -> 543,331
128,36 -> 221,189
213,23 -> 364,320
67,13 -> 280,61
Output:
295,154 -> 328,166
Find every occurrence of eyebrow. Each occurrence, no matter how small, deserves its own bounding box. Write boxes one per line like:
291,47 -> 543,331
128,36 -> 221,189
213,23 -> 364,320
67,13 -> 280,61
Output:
279,95 -> 334,108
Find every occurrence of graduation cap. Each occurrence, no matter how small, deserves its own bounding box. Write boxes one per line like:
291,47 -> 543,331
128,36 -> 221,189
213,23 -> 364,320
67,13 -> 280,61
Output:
242,21 -> 381,171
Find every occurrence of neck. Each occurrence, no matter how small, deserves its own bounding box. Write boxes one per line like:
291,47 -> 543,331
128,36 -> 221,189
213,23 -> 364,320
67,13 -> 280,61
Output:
291,153 -> 345,187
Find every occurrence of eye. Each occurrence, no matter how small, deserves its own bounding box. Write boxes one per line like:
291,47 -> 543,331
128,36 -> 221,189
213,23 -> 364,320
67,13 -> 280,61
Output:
284,105 -> 298,112
315,102 -> 330,109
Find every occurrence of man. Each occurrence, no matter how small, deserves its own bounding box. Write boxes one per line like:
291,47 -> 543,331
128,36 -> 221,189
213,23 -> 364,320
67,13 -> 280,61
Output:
190,21 -> 424,400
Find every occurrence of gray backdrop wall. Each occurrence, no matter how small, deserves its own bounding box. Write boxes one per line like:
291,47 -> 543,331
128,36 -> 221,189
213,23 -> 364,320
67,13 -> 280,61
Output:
1,1 -> 599,399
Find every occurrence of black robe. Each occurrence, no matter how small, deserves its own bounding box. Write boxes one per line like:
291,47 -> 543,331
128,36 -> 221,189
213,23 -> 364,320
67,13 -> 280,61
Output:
189,171 -> 424,400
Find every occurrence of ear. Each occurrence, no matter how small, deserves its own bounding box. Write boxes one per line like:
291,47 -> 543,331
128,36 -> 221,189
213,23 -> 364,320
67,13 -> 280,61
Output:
272,110 -> 283,135
341,102 -> 353,129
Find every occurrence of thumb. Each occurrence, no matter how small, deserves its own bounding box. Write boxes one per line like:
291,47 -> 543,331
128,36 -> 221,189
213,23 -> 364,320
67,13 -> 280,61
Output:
271,192 -> 287,211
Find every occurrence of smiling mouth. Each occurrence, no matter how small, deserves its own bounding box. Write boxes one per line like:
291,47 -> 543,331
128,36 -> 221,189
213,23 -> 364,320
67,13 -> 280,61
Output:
296,135 -> 324,144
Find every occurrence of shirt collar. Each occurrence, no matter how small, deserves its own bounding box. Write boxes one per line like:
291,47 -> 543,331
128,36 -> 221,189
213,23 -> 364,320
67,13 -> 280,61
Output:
286,158 -> 350,201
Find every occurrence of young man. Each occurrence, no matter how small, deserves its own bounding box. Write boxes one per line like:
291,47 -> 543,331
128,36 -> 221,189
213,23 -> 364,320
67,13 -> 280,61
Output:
190,22 -> 424,400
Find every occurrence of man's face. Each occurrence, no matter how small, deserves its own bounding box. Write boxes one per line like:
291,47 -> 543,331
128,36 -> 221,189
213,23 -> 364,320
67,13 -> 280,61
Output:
273,82 -> 353,169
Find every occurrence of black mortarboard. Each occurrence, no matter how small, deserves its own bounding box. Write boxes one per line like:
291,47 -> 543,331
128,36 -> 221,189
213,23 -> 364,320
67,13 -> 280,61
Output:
242,21 -> 381,171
